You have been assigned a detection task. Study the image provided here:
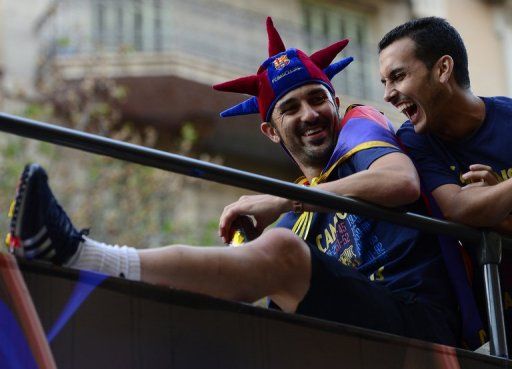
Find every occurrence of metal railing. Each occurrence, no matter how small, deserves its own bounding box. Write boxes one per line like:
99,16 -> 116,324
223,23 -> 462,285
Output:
0,112 -> 509,358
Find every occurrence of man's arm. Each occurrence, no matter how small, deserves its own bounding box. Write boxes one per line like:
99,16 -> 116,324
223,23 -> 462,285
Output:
314,151 -> 420,208
432,164 -> 512,229
218,151 -> 420,242
396,125 -> 512,231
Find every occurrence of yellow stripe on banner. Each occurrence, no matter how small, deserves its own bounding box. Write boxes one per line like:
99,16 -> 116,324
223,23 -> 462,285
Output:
292,212 -> 306,237
291,214 -> 302,233
299,213 -> 310,238
292,212 -> 311,240
303,212 -> 313,240
290,211 -> 315,241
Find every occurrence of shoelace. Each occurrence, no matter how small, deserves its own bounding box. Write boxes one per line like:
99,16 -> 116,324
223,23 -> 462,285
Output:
47,198 -> 84,244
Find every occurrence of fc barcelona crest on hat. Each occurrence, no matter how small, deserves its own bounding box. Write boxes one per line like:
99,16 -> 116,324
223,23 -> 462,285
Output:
273,55 -> 290,70
214,17 -> 354,121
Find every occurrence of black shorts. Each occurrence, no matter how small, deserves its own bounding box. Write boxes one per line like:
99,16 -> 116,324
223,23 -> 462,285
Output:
294,247 -> 460,346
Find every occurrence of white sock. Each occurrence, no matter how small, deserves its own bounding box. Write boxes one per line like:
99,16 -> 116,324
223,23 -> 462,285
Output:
65,236 -> 141,280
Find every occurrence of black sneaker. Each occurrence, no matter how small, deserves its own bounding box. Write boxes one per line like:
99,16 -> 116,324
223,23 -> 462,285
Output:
8,163 -> 85,265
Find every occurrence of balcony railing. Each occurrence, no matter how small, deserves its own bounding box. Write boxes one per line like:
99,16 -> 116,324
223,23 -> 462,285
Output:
35,0 -> 383,101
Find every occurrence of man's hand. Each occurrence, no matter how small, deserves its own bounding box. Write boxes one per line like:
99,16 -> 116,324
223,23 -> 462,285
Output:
219,195 -> 291,243
460,164 -> 512,234
432,163 -> 512,228
461,164 -> 500,189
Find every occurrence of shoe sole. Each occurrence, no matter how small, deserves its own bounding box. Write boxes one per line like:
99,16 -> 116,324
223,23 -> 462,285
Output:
9,164 -> 39,256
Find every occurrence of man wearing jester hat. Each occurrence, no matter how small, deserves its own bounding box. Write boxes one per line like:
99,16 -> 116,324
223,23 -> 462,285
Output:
9,18 -> 464,346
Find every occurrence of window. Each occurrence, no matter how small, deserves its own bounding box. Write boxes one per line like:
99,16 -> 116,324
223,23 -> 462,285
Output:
133,0 -> 143,51
92,0 -> 166,53
153,0 -> 163,51
303,2 -> 376,100
116,5 -> 124,46
96,1 -> 106,48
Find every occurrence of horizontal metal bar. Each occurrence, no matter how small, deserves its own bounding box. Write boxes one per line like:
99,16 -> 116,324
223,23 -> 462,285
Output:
0,112 -> 490,243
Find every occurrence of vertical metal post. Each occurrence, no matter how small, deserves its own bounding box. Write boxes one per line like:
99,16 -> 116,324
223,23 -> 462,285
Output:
479,232 -> 508,358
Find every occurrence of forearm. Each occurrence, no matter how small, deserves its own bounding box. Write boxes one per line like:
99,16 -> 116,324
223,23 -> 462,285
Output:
442,180 -> 512,226
303,166 -> 420,211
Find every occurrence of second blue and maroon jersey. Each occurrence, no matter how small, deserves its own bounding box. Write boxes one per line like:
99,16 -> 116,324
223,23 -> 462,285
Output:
397,96 -> 512,349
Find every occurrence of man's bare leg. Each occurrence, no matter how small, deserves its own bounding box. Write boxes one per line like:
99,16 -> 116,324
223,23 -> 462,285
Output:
10,164 -> 311,312
139,228 -> 311,313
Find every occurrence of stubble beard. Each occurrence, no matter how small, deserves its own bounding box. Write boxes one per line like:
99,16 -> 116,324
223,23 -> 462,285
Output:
301,138 -> 335,168
418,72 -> 447,134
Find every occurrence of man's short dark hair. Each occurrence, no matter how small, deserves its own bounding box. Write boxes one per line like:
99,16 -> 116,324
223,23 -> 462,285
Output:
378,17 -> 470,89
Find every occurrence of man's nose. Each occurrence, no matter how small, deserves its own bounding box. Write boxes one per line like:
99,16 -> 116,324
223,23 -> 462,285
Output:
383,84 -> 397,103
300,103 -> 319,122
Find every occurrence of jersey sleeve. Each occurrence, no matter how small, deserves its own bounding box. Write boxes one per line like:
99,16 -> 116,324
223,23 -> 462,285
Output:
397,123 -> 459,192
326,105 -> 402,173
345,146 -> 401,173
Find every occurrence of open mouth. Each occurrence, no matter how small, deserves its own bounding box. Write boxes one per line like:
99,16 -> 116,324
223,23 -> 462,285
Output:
398,102 -> 419,122
303,127 -> 325,137
300,125 -> 329,145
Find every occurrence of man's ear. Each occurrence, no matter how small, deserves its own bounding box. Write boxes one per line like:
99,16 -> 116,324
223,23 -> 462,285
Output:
335,96 -> 340,108
437,55 -> 454,84
260,122 -> 281,143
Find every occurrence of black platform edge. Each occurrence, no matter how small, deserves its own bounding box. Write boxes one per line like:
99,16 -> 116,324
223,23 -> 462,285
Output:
17,258 -> 511,366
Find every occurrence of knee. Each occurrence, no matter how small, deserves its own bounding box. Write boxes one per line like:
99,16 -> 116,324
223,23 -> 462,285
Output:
254,228 -> 311,311
257,228 -> 310,274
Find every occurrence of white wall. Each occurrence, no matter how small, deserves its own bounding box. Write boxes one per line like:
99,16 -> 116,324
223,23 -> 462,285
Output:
1,0 -> 52,99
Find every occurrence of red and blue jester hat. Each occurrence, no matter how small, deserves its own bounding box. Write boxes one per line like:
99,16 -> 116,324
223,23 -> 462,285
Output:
213,17 -> 353,123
